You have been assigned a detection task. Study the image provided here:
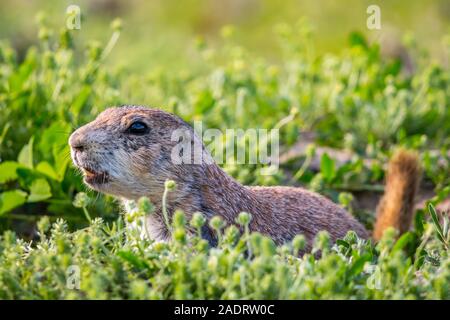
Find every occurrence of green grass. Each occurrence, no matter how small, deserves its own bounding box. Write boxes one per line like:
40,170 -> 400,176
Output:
0,16 -> 449,299
0,202 -> 448,299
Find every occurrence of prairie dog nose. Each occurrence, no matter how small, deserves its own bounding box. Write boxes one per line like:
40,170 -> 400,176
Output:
69,131 -> 85,152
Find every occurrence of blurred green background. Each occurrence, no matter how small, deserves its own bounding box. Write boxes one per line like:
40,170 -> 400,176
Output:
1,0 -> 449,72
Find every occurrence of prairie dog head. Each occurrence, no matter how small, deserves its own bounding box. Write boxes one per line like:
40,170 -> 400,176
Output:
69,105 -> 203,200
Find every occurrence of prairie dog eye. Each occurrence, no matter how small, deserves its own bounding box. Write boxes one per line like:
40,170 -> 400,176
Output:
127,121 -> 149,135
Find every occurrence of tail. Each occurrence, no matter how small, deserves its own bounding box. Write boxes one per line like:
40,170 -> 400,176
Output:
373,149 -> 422,240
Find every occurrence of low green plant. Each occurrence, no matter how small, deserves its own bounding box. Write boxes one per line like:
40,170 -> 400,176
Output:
0,204 -> 448,299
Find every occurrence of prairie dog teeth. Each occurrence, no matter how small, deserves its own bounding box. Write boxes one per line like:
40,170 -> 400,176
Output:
82,168 -> 95,177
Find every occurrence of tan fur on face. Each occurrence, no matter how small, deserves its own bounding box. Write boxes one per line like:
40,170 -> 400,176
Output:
69,105 -> 420,250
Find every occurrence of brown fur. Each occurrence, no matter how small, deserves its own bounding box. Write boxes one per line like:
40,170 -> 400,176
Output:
69,105 -> 420,249
373,149 -> 421,240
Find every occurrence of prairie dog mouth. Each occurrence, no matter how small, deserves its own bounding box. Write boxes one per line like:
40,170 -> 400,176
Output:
81,167 -> 109,185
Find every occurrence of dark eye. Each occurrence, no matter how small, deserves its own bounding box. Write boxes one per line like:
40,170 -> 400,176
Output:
127,121 -> 149,135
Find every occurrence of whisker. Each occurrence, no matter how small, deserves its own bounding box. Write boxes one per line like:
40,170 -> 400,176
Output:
62,153 -> 72,161
53,143 -> 71,149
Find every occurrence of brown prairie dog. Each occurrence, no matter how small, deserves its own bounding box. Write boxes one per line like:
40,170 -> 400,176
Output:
69,105 -> 421,250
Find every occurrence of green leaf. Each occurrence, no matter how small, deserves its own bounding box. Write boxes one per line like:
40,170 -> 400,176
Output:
320,153 -> 335,182
38,122 -> 71,156
17,137 -> 34,168
414,209 -> 425,235
349,31 -> 368,49
348,253 -> 371,277
53,144 -> 70,180
392,232 -> 413,253
117,250 -> 149,270
71,86 -> 92,115
16,167 -> 41,188
0,190 -> 28,215
428,203 -> 446,245
27,178 -> 52,203
336,239 -> 350,249
0,123 -> 10,147
0,161 -> 21,184
194,90 -> 215,114
36,161 -> 59,181
8,48 -> 37,92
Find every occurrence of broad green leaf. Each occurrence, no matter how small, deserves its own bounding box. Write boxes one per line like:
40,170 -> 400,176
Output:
348,253 -> 371,276
8,48 -> 37,92
17,137 -> 34,168
53,144 -> 70,180
38,122 -> 71,156
71,86 -> 92,115
27,178 -> 52,203
0,190 -> 27,215
320,153 -> 335,182
36,161 -> 59,181
16,167 -> 41,188
392,232 -> 413,253
0,161 -> 21,183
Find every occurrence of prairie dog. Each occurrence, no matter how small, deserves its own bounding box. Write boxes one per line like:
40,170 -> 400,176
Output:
69,106 -> 421,249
